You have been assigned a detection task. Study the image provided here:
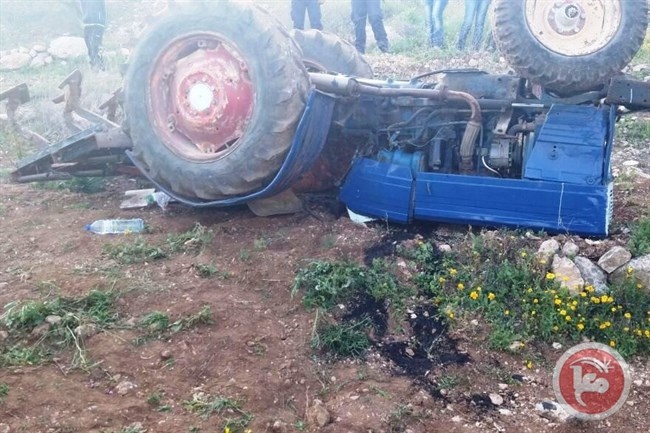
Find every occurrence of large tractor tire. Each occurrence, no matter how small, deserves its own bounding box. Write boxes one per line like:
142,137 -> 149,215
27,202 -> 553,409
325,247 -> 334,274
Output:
493,0 -> 648,95
290,29 -> 374,78
124,1 -> 309,200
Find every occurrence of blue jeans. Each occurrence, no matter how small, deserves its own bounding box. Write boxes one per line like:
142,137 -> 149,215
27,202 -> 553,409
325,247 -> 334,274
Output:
458,0 -> 491,51
291,0 -> 323,30
425,0 -> 449,48
351,0 -> 389,53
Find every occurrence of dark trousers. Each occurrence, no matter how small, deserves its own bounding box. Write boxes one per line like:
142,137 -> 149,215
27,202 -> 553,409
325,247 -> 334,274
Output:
291,0 -> 323,30
458,0 -> 491,51
425,0 -> 449,48
351,0 -> 389,53
84,24 -> 105,69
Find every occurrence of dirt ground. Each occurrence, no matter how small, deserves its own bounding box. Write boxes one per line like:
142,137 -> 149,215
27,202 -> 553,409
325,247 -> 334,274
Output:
2,2 -> 650,433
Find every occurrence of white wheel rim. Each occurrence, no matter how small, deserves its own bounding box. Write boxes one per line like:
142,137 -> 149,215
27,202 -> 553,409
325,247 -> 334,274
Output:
525,0 -> 622,56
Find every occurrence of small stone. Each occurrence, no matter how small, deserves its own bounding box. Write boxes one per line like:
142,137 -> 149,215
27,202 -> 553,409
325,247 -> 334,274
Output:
598,246 -> 632,273
498,409 -> 513,416
574,256 -> 609,294
115,380 -> 137,396
0,52 -> 31,70
489,393 -> 504,406
468,58 -> 479,68
452,415 -> 463,423
45,315 -> 62,326
31,323 -> 50,338
160,350 -> 172,360
538,239 -> 560,259
561,241 -> 579,257
508,341 -> 524,352
32,44 -> 47,52
610,254 -> 650,290
498,383 -> 508,390
74,323 -> 99,339
349,395 -> 360,400
438,244 -> 452,253
0,423 -> 10,433
552,342 -> 563,350
535,400 -> 569,422
270,420 -> 287,433
0,330 -> 9,341
308,399 -> 331,427
405,347 -> 415,357
622,160 -> 640,167
48,36 -> 87,59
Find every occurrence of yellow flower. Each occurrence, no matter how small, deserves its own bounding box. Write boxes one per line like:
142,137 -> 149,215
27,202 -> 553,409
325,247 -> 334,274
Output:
487,292 -> 496,301
525,360 -> 533,369
624,327 -> 630,332
600,294 -> 608,303
562,276 -> 570,282
539,258 -> 547,265
636,329 -> 643,336
627,266 -> 634,274
224,428 -> 231,433
645,330 -> 650,338
449,268 -> 458,276
580,292 -> 587,298
611,307 -> 617,313
553,325 -> 559,331
624,312 -> 632,319
577,323 -> 585,331
504,310 -> 510,315
521,251 -> 527,258
559,309 -> 567,316
591,297 -> 601,304
457,283 -> 465,290
607,296 -> 614,304
569,305 -> 576,311
585,285 -> 594,293
546,272 -> 556,280
533,298 -> 539,304
527,287 -> 533,293
245,430 -> 252,433
469,291 -> 479,300
531,310 -> 537,316
554,299 -> 562,306
637,284 -> 644,289
447,311 -> 455,319
438,277 -> 446,284
609,340 -> 616,348
571,300 -> 578,306
476,286 -> 482,291
565,315 -> 572,322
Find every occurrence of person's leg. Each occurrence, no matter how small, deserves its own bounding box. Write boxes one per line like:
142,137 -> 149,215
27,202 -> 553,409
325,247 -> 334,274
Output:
351,0 -> 367,53
84,24 -> 105,70
457,0 -> 477,50
306,0 -> 323,30
424,0 -> 434,46
472,0 -> 491,50
366,0 -> 389,52
291,0 -> 307,30
431,0 -> 449,48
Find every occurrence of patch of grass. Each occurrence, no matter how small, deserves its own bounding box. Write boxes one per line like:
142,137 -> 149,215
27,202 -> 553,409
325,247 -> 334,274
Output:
385,404 -> 414,433
183,392 -> 253,431
436,374 -> 460,391
629,216 -> 650,256
0,382 -> 8,404
36,177 -> 106,194
170,305 -> 213,333
139,311 -> 170,334
194,263 -> 218,278
292,259 -> 409,310
167,223 -> 214,254
253,236 -> 269,250
103,239 -> 167,264
137,306 -> 213,342
312,317 -> 372,358
238,248 -> 251,262
618,117 -> 650,146
405,231 -> 650,357
0,290 -> 118,368
147,391 -> 163,407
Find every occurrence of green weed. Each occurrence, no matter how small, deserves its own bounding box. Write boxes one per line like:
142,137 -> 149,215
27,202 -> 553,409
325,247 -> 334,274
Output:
629,216 -> 650,256
0,382 -> 8,404
194,263 -> 218,278
183,392 -> 253,431
36,177 -> 106,194
1,344 -> 47,367
436,374 -> 459,391
139,311 -> 170,333
137,306 -> 213,342
167,223 -> 213,253
103,239 -> 167,264
312,318 -> 372,358
147,391 -> 163,407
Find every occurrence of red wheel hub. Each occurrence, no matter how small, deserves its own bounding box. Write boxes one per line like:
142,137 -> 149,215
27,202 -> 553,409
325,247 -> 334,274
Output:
148,33 -> 254,161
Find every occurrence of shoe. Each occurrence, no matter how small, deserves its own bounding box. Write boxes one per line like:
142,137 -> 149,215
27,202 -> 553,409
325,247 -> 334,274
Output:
378,44 -> 389,53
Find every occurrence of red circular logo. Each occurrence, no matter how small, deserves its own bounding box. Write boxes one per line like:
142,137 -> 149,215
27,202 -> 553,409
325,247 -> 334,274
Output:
553,343 -> 631,420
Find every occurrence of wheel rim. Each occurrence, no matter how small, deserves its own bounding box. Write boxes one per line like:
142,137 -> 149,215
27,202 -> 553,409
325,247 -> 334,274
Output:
524,0 -> 622,56
148,32 -> 254,162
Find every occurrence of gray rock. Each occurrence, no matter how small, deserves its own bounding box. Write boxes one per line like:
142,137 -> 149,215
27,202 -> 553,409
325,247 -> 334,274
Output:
30,52 -> 49,68
535,400 -> 569,422
28,49 -> 37,58
32,44 -> 47,52
561,241 -> 579,257
0,52 -> 31,70
574,256 -> 609,294
270,420 -> 288,433
489,393 -> 504,406
48,36 -> 87,59
438,244 -> 452,253
552,255 -> 584,295
610,254 -> 650,290
598,246 -> 631,273
31,323 -> 50,338
45,315 -> 62,326
115,380 -> 137,396
538,239 -> 560,259
308,399 -> 331,427
498,408 -> 513,416
17,46 -> 28,54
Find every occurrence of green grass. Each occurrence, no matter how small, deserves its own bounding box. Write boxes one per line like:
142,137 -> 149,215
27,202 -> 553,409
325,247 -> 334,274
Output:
35,177 -> 106,194
137,306 -> 213,342
0,290 -> 118,368
0,382 -> 8,404
167,223 -> 214,253
618,117 -> 650,146
311,318 -> 372,358
139,311 -> 170,333
629,216 -> 650,256
183,392 -> 253,431
103,238 -> 167,264
147,391 -> 163,407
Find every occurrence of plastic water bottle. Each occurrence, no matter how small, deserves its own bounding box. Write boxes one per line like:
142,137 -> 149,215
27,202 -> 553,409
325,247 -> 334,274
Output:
85,218 -> 145,235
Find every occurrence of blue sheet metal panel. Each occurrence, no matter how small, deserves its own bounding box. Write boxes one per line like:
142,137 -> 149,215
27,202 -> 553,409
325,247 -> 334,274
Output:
339,158 -> 414,223
127,89 -> 336,207
414,173 -> 610,237
524,104 -> 609,185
